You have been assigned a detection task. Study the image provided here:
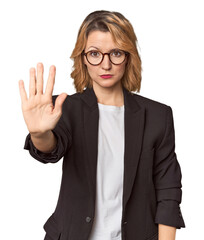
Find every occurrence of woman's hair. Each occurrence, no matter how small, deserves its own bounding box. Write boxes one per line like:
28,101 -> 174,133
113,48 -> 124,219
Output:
70,10 -> 142,93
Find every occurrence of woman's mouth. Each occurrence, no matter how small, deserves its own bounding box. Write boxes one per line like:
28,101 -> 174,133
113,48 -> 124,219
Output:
100,75 -> 113,79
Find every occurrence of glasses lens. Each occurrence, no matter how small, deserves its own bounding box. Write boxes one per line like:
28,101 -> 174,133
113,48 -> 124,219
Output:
110,50 -> 126,64
87,51 -> 102,65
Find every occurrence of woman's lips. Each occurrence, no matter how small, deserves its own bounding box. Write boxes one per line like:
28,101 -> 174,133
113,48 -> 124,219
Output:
100,75 -> 113,79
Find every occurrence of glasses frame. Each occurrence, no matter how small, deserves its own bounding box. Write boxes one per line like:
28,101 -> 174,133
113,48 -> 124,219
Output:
82,49 -> 129,66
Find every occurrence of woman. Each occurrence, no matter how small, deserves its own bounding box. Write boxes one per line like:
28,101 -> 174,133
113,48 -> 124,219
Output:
19,10 -> 185,240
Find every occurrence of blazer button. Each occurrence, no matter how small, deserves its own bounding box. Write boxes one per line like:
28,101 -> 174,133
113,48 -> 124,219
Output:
86,216 -> 92,223
123,221 -> 127,225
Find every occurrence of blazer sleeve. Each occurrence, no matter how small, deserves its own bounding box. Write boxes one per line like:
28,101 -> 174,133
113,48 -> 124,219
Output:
153,106 -> 186,229
23,95 -> 72,164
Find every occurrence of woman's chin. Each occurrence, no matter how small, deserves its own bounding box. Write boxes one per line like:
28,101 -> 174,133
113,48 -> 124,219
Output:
93,79 -> 121,89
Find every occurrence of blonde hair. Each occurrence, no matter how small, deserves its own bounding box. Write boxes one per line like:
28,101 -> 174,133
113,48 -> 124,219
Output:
70,10 -> 142,93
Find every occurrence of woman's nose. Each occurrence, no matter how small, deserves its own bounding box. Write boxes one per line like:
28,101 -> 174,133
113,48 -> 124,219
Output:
101,54 -> 112,70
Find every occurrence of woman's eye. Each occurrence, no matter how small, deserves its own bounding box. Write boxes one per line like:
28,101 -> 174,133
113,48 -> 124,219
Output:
112,51 -> 122,57
90,51 -> 100,57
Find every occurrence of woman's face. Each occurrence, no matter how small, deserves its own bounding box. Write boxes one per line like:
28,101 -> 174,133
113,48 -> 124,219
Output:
83,30 -> 127,90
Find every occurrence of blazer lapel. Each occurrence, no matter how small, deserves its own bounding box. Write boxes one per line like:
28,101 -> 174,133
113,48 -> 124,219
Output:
80,85 -> 146,210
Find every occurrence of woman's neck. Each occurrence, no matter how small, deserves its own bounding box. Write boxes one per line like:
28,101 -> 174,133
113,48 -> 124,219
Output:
93,82 -> 124,107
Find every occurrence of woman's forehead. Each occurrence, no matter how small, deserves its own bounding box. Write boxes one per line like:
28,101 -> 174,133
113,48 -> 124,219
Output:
85,31 -> 117,51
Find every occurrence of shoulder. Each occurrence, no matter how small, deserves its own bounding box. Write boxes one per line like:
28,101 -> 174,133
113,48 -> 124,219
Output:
132,94 -> 175,148
132,92 -> 170,110
132,92 -> 172,115
132,93 -> 173,126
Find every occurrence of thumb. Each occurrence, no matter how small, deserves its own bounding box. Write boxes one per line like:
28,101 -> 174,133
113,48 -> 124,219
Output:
54,93 -> 68,114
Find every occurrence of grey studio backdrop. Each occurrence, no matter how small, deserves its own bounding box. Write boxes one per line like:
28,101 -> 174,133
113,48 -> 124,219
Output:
0,0 -> 203,239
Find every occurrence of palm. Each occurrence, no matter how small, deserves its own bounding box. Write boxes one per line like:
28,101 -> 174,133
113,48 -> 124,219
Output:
19,63 -> 67,136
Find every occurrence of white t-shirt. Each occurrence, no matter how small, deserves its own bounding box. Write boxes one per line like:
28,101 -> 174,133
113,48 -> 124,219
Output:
88,102 -> 125,240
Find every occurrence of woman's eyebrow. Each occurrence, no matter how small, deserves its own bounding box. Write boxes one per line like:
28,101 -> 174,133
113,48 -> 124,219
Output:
87,46 -> 100,50
87,46 -> 120,51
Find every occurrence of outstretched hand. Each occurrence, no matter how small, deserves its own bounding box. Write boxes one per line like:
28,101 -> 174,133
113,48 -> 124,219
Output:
18,62 -> 67,136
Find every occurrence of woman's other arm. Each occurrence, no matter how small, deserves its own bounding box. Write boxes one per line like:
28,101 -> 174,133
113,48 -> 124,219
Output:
159,224 -> 176,240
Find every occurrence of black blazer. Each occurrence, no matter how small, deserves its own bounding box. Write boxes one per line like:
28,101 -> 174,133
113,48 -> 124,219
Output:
24,85 -> 186,240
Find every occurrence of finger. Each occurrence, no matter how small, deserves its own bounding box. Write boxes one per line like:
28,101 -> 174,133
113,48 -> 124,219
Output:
45,65 -> 56,96
18,80 -> 28,103
53,93 -> 68,114
29,67 -> 36,97
36,62 -> 44,95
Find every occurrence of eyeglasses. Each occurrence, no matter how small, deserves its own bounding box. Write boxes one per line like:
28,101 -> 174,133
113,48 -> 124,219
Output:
82,49 -> 129,66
